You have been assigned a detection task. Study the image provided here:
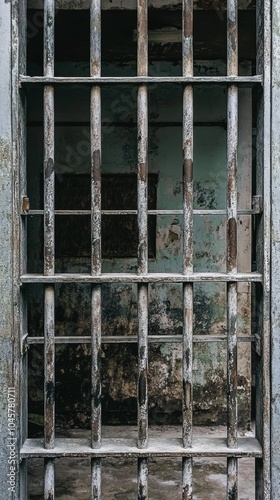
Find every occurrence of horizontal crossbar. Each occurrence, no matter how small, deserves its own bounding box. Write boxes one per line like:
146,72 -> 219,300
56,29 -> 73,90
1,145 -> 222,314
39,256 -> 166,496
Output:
20,75 -> 263,86
26,334 -> 256,345
21,436 -> 262,458
20,272 -> 263,284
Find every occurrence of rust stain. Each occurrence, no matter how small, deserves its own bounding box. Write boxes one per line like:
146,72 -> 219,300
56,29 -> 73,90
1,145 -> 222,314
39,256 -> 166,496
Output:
22,196 -> 30,213
45,493 -> 54,500
45,158 -> 54,179
138,162 -> 147,182
138,241 -> 147,268
183,380 -> 191,410
228,18 -> 237,55
139,418 -> 148,447
184,254 -> 192,270
93,373 -> 101,409
91,419 -> 100,445
138,479 -> 147,500
91,61 -> 100,76
46,348 -> 54,367
182,484 -> 192,500
183,9 -> 193,39
184,158 -> 193,185
227,164 -> 236,194
228,218 -> 237,269
138,370 -> 147,406
92,149 -> 101,178
46,10 -> 54,28
45,381 -> 55,404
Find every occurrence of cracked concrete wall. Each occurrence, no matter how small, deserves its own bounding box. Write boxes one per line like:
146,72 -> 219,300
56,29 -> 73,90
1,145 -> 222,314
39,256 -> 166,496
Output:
26,60 -> 252,432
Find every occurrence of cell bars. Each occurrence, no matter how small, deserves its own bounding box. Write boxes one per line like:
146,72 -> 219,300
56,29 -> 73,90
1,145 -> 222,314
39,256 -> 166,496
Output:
17,0 -> 270,499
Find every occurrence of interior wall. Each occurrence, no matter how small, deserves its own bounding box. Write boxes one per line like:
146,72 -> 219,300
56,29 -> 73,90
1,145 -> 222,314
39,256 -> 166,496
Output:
26,59 -> 252,431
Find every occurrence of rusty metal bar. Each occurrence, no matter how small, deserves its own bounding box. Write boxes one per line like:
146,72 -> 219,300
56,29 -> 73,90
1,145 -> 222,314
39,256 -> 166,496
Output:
25,207 -> 262,216
182,0 -> 193,496
91,285 -> 101,449
44,84 -> 55,276
44,458 -> 55,500
137,1 -> 149,496
44,0 -> 55,78
137,95 -> 148,273
137,83 -> 149,451
91,458 -> 101,500
44,287 -> 55,450
43,1 -> 55,498
90,1 -> 102,498
182,457 -> 192,499
20,75 -> 263,85
138,457 -> 148,500
44,286 -> 55,498
137,0 -> 148,79
227,458 -> 238,499
226,0 -> 238,496
138,284 -> 148,448
27,334 -> 257,345
20,272 -> 263,284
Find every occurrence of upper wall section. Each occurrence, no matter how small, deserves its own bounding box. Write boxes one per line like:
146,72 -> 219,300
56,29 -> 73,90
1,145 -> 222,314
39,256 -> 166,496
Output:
27,0 -> 255,9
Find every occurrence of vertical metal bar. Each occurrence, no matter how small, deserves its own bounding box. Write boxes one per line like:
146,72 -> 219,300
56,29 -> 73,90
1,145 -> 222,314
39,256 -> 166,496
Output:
137,79 -> 148,450
182,457 -> 192,500
138,283 -> 148,449
91,459 -> 101,500
257,0 -> 271,497
44,286 -> 55,472
90,1 -> 102,499
138,458 -> 148,500
45,458 -> 55,500
43,1 -> 55,498
227,0 -> 238,497
137,0 -> 149,496
227,458 -> 238,499
182,0 -> 193,498
43,0 -> 55,276
44,82 -> 55,276
91,284 -> 101,449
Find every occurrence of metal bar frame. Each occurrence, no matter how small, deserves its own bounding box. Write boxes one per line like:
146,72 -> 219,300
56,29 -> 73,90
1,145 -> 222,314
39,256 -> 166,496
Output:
23,208 -> 263,215
7,0 -> 271,499
137,2 -> 149,498
20,75 -> 263,85
90,1 -> 102,499
182,0 -> 194,497
20,272 -> 263,283
26,334 -> 257,345
43,1 -> 56,498
255,0 -> 271,497
226,0 -> 239,497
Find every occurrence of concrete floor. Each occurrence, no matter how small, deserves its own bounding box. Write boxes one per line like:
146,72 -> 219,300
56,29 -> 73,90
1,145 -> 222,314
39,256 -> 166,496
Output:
28,427 -> 255,499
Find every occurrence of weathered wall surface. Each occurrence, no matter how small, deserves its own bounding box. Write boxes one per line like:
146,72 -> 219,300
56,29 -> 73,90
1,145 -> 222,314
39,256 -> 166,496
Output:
0,2 -> 18,498
26,60 -> 253,432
